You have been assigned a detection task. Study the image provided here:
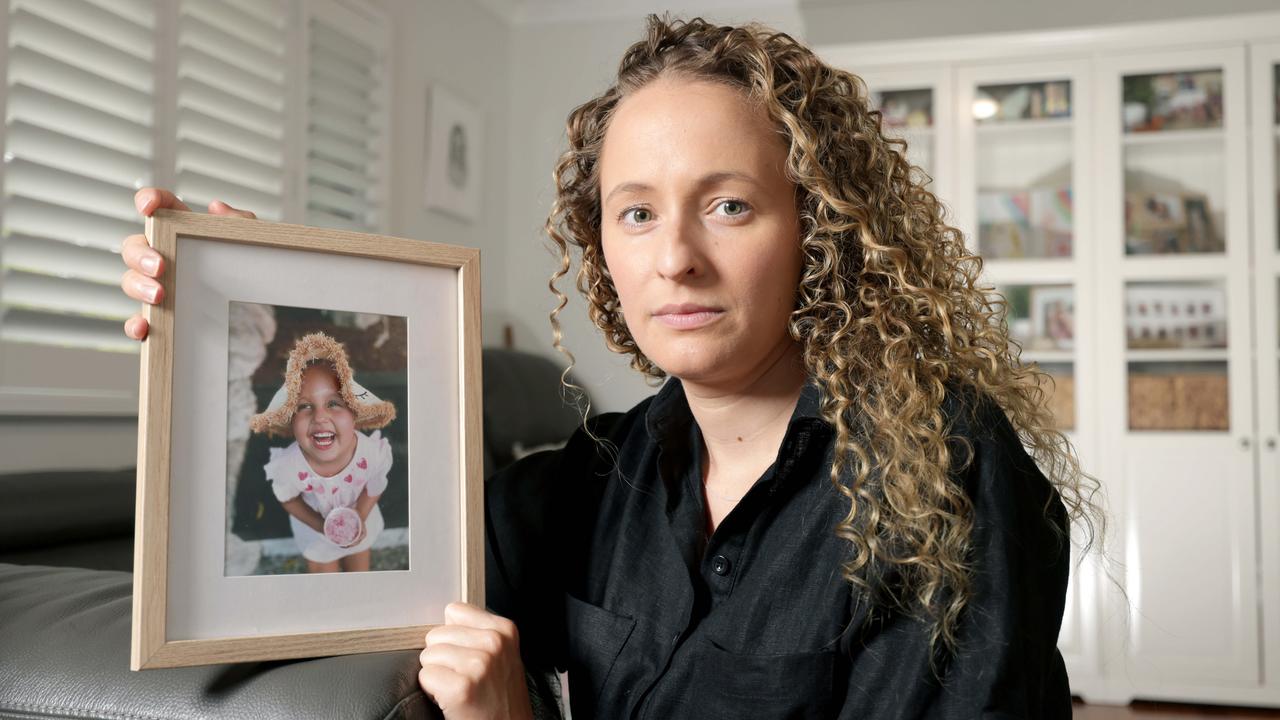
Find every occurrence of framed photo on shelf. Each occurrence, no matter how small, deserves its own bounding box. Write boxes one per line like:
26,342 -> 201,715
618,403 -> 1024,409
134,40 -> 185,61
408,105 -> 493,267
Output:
1124,283 -> 1227,350
1029,285 -> 1075,350
132,210 -> 483,670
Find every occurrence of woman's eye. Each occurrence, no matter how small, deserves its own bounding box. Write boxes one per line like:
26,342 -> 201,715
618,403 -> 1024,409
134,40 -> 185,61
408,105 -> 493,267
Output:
716,199 -> 749,217
621,207 -> 653,225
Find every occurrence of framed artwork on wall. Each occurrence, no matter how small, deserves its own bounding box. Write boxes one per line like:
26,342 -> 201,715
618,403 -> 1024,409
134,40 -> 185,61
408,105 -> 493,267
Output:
132,210 -> 483,669
424,85 -> 484,222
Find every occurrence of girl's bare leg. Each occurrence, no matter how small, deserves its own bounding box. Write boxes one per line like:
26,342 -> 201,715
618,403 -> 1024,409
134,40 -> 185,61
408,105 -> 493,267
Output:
339,549 -> 371,572
307,559 -> 340,573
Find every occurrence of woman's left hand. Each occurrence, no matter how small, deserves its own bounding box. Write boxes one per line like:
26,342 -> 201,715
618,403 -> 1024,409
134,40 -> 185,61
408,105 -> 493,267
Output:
418,603 -> 534,720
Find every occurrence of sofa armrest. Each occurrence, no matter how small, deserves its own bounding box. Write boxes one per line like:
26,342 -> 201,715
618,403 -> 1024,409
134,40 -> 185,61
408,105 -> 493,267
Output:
0,563 -> 440,720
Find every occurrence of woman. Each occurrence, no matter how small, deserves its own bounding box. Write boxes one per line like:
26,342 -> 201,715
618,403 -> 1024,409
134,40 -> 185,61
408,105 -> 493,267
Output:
122,15 -> 1099,719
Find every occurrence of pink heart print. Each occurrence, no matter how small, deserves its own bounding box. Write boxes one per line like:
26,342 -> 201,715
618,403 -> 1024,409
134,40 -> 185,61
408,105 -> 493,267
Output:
331,487 -> 339,494
304,484 -> 313,492
298,471 -> 308,481
344,474 -> 353,483
357,458 -> 367,469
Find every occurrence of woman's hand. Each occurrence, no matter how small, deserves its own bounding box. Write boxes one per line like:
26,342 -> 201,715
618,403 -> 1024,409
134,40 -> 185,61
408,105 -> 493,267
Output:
120,188 -> 257,341
419,603 -> 535,720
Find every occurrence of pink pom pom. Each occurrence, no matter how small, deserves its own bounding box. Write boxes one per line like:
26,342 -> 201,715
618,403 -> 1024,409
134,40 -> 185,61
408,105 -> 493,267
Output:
324,506 -> 361,546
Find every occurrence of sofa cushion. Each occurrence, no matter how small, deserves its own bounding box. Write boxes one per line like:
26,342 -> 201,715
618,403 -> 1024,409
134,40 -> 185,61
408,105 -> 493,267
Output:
0,563 -> 439,720
0,468 -> 135,550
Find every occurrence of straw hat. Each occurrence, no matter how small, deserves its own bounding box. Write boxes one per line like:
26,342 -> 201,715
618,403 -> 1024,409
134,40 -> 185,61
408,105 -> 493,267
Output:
249,332 -> 397,437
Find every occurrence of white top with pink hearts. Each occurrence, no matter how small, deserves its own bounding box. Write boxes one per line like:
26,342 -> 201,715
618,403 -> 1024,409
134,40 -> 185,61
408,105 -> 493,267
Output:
264,429 -> 393,517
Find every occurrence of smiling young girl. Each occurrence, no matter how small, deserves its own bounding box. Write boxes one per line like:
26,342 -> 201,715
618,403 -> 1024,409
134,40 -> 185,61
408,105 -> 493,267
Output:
251,332 -> 396,574
122,15 -> 1101,719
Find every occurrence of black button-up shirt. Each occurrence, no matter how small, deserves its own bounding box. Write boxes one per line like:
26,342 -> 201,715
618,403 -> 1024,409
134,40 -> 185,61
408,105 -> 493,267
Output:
485,378 -> 1072,719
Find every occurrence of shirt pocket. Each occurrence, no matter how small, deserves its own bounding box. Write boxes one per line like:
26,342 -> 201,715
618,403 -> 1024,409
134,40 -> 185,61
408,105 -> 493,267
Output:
687,640 -> 839,720
564,592 -> 636,716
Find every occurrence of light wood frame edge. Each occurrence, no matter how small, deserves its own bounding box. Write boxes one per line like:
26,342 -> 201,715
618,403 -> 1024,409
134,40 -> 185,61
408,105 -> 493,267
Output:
132,210 -> 484,670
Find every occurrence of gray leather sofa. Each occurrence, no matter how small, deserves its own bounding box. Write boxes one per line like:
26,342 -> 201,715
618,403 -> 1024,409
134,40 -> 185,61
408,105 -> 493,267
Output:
0,348 -> 586,720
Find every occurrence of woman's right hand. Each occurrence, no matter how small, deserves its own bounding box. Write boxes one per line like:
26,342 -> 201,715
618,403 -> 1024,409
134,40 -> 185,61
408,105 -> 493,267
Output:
120,188 -> 257,341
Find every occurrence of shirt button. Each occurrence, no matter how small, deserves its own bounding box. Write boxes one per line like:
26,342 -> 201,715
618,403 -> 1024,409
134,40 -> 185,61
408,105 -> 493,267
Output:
711,555 -> 731,576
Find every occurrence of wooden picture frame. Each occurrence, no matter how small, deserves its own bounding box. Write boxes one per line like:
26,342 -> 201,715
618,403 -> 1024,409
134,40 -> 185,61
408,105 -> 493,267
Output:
132,210 -> 483,670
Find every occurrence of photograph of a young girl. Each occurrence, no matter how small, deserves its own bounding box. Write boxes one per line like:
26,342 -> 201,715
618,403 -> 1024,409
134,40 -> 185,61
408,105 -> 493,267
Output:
224,301 -> 409,576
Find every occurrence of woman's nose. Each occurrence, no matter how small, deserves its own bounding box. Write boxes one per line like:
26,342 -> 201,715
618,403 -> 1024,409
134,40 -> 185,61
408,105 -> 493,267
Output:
655,215 -> 703,280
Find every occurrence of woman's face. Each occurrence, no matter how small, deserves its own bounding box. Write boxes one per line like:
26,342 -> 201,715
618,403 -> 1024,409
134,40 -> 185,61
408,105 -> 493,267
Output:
598,76 -> 802,387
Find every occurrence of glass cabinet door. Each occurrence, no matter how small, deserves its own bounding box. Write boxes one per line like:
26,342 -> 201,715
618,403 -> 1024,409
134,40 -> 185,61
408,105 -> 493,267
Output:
956,61 -> 1093,438
858,66 -> 952,205
1095,45 -> 1257,690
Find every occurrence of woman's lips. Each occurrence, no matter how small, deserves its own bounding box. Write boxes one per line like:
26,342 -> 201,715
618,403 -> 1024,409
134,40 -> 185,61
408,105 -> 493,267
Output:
653,304 -> 724,329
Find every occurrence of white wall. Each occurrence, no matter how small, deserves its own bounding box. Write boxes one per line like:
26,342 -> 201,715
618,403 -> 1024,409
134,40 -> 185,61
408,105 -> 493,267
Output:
502,5 -> 805,414
799,0 -> 1280,46
385,0 -> 512,348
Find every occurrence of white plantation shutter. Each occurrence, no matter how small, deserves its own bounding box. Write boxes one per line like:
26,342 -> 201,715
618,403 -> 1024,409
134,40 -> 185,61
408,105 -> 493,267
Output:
175,0 -> 286,221
305,2 -> 387,232
0,0 -> 391,414
0,0 -> 155,353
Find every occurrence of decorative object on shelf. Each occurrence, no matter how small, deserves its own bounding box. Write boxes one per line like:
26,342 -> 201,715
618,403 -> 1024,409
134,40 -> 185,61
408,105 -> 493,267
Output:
1030,285 -> 1075,350
1128,369 -> 1229,431
424,84 -> 483,222
872,87 -> 932,129
132,210 -> 484,670
974,80 -> 1071,123
1124,190 -> 1223,254
1122,69 -> 1224,132
979,186 -> 1073,258
1125,283 -> 1227,349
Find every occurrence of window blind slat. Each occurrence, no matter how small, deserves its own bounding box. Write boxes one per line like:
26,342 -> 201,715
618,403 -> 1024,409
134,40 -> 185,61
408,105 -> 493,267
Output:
307,128 -> 368,166
12,0 -> 154,56
10,8 -> 153,92
2,233 -> 124,285
310,49 -> 371,94
178,46 -> 285,111
6,120 -> 151,190
175,138 -> 281,195
179,14 -> 283,81
309,155 -> 373,192
175,107 -> 281,166
1,270 -> 137,321
177,76 -> 283,140
306,209 -> 366,232
5,195 -> 136,252
310,108 -> 376,145
7,84 -> 152,157
7,47 -> 152,125
308,78 -> 376,114
308,183 -> 374,217
0,307 -> 137,352
183,0 -> 284,56
222,0 -> 287,29
5,159 -> 138,223
310,22 -> 375,66
175,170 -> 282,221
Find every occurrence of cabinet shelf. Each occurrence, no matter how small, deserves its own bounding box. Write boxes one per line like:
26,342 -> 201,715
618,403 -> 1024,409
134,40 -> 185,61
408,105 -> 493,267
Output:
976,117 -> 1072,135
1126,348 -> 1229,363
1020,349 -> 1075,364
1122,127 -> 1224,146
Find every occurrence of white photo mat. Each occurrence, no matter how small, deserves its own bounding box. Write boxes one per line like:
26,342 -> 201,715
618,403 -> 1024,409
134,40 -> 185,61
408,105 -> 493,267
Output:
167,236 -> 460,641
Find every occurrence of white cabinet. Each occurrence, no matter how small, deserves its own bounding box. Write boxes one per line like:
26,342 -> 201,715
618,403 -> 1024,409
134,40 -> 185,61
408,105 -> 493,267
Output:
820,10 -> 1280,707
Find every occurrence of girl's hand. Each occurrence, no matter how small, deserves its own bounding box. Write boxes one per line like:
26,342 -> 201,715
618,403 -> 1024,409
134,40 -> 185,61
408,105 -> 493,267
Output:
419,603 -> 534,720
121,188 -> 257,341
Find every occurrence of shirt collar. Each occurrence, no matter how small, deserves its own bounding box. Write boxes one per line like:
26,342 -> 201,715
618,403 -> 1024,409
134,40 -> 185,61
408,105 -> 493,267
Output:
644,376 -> 828,446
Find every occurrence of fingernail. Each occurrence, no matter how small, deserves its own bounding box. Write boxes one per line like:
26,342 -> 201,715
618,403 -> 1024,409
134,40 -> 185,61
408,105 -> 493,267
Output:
139,282 -> 157,303
141,254 -> 159,275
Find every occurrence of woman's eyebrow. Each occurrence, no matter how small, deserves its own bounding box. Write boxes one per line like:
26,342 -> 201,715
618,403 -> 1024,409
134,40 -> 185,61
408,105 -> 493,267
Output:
603,171 -> 761,206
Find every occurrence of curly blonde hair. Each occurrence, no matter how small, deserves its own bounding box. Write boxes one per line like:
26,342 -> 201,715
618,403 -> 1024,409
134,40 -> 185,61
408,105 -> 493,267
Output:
545,15 -> 1103,657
